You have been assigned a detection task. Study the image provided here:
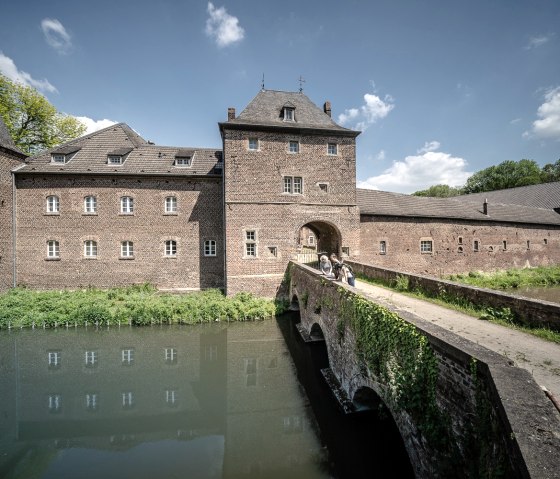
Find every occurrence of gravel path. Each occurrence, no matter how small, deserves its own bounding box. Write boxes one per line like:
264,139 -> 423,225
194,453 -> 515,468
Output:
354,279 -> 560,400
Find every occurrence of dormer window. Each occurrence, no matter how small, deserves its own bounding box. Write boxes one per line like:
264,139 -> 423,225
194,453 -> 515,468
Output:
50,146 -> 81,164
107,147 -> 132,165
52,154 -> 66,163
175,149 -> 194,167
283,107 -> 295,121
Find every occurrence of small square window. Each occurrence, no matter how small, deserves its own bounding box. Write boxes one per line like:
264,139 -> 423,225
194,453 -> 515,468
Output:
380,241 -> 387,255
204,240 -> 216,256
108,155 -> 123,165
268,246 -> 278,257
420,240 -> 433,253
283,108 -> 294,121
248,138 -> 258,151
175,157 -> 191,167
318,183 -> 328,193
52,154 -> 66,163
341,247 -> 350,257
327,143 -> 337,155
288,141 -> 299,153
246,231 -> 255,241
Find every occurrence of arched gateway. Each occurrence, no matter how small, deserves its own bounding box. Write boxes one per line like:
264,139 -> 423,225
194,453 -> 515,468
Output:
297,221 -> 342,264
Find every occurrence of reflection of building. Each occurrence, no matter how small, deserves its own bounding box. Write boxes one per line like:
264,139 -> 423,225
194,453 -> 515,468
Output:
2,91 -> 560,296
0,323 -> 323,477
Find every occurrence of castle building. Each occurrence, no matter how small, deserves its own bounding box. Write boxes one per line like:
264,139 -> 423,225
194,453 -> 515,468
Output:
1,90 -> 560,297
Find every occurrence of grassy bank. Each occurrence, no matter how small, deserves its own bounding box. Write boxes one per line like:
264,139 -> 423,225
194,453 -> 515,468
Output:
447,265 -> 560,290
0,285 -> 279,329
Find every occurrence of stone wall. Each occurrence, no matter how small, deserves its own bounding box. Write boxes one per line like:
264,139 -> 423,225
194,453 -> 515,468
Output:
360,215 -> 560,276
348,260 -> 560,331
289,262 -> 560,478
14,174 -> 224,290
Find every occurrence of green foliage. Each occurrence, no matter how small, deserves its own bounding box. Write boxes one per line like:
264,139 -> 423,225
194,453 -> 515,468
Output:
394,274 -> 409,292
412,184 -> 463,197
448,265 -> 560,290
0,73 -> 86,154
463,159 -> 543,194
0,286 -> 275,329
541,159 -> 560,183
479,307 -> 515,323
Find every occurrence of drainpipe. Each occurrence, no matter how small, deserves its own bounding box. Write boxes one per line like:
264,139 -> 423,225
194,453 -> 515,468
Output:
11,171 -> 17,287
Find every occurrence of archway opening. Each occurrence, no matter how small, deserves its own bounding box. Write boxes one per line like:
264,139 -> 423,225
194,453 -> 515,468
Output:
353,386 -> 382,412
309,322 -> 325,342
297,221 -> 341,265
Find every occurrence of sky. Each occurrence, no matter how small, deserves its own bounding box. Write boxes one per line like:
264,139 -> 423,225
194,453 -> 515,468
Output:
1,0 -> 559,193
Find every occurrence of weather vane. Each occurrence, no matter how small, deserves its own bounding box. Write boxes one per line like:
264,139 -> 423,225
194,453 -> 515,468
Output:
261,73 -> 265,91
298,75 -> 306,92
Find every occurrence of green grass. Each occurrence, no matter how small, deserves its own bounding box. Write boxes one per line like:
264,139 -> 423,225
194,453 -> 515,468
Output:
356,273 -> 560,344
0,285 -> 279,329
447,265 -> 560,290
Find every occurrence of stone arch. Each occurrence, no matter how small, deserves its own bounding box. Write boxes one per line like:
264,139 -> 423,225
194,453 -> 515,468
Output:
352,386 -> 382,412
309,322 -> 326,341
296,220 -> 342,260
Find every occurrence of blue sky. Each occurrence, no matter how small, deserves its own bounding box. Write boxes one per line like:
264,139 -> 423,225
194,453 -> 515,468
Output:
1,0 -> 559,193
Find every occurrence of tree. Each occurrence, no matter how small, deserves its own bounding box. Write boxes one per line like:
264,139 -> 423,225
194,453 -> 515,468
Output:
0,74 -> 86,155
462,159 -> 543,194
541,159 -> 560,183
412,184 -> 463,197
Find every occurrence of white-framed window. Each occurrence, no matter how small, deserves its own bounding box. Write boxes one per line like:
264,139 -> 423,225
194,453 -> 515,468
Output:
51,154 -> 66,163
48,394 -> 62,412
121,241 -> 134,258
84,196 -> 97,213
204,240 -> 216,257
165,196 -> 177,213
308,235 -> 315,246
108,155 -> 123,165
48,351 -> 61,367
327,143 -> 338,155
85,350 -> 98,367
283,107 -> 295,121
288,141 -> 299,153
380,241 -> 387,254
248,138 -> 259,151
84,240 -> 98,258
165,348 -> 177,363
46,195 -> 59,213
175,156 -> 191,167
245,230 -> 256,257
47,240 -> 60,258
283,177 -> 292,193
283,176 -> 303,194
120,196 -> 134,214
86,393 -> 98,410
122,391 -> 134,408
122,349 -> 134,365
420,240 -> 433,253
165,240 -> 177,256
166,389 -> 178,406
293,177 -> 302,194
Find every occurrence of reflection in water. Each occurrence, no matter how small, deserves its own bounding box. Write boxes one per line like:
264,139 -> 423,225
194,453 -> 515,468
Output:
515,286 -> 560,303
0,322 -> 328,479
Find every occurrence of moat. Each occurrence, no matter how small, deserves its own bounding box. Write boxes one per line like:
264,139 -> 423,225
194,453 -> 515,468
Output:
0,316 -> 413,479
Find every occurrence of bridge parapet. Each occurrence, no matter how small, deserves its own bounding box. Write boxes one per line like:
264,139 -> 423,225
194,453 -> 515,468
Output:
289,261 -> 560,479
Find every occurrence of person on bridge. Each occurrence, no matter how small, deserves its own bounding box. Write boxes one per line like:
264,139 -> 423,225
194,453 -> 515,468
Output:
319,255 -> 333,276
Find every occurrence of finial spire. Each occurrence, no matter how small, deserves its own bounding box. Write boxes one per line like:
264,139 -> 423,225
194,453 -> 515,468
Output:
261,73 -> 265,91
298,75 -> 306,93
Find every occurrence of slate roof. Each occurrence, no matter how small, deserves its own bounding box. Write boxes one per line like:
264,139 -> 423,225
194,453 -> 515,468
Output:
15,123 -> 222,177
221,89 -> 359,136
356,188 -> 560,226
457,182 -> 560,210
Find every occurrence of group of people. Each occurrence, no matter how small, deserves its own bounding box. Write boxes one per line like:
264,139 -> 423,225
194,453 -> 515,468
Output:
319,253 -> 355,287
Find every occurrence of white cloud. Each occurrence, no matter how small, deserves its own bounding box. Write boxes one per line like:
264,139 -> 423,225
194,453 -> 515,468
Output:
376,150 -> 386,161
338,90 -> 394,131
74,116 -> 118,135
358,142 -> 471,194
41,18 -> 72,54
0,51 -> 57,93
205,2 -> 245,47
525,86 -> 560,140
525,33 -> 554,50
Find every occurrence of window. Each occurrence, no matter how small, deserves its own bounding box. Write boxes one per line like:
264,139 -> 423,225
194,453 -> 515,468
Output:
293,177 -> 302,194
245,230 -> 256,257
268,246 -> 278,257
166,389 -> 178,406
46,195 -> 59,213
47,240 -> 60,258
84,240 -> 98,258
544,238 -> 548,245
474,240 -> 480,252
527,240 -> 530,249
283,107 -> 295,121
122,392 -> 134,408
503,240 -> 507,250
175,156 -> 191,167
248,138 -> 259,151
122,349 -> 134,365
458,246 -> 464,253
380,241 -> 387,255
327,143 -> 338,155
86,393 -> 98,410
204,240 -> 216,256
165,348 -> 177,363
341,246 -> 350,257
48,351 -> 61,368
288,141 -> 299,153
108,155 -> 123,165
308,235 -> 315,246
283,176 -> 303,194
164,196 -> 177,213
51,154 -> 66,163
48,394 -> 62,413
283,177 -> 292,193
420,240 -> 433,253
120,196 -> 134,214
85,351 -> 98,367
165,240 -> 177,256
318,183 -> 328,193
121,241 -> 134,258
84,196 -> 97,213
458,236 -> 463,245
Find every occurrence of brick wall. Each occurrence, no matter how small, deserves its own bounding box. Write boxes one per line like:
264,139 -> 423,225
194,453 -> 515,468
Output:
360,215 -> 560,276
14,174 -> 224,290
222,128 -> 360,297
0,148 -> 25,291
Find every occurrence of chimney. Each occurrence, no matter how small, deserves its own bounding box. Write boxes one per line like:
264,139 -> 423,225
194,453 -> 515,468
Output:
483,199 -> 488,215
323,101 -> 331,117
227,107 -> 236,121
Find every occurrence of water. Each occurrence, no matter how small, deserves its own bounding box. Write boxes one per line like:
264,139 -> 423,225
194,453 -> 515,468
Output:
514,286 -> 560,303
0,318 -> 412,478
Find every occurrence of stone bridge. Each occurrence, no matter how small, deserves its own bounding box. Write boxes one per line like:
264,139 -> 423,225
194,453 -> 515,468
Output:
288,262 -> 560,478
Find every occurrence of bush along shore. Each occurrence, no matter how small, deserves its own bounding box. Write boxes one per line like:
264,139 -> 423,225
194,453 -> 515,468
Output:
0,285 -> 280,330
